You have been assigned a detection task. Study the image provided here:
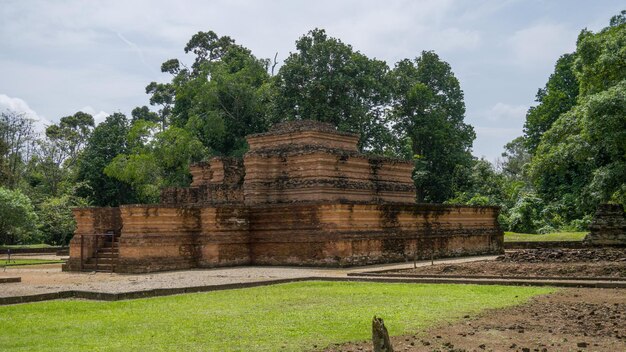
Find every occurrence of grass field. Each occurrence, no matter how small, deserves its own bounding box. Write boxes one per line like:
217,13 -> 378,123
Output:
504,231 -> 587,242
0,281 -> 554,351
0,244 -> 57,249
1,259 -> 65,267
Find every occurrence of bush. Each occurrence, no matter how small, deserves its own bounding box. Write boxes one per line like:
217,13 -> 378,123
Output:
507,194 -> 544,233
565,215 -> 593,232
0,187 -> 39,245
537,225 -> 557,234
38,195 -> 88,245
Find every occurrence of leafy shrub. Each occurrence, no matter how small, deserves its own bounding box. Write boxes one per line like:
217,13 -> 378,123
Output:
38,195 -> 88,245
507,194 -> 544,233
0,187 -> 40,245
537,225 -> 557,234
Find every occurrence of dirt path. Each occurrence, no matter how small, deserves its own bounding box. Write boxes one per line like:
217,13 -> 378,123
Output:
0,255 -> 497,298
325,288 -> 626,352
390,248 -> 626,279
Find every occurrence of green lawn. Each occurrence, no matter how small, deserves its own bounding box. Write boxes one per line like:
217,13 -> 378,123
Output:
0,281 -> 554,351
504,231 -> 587,242
0,244 -> 57,249
1,259 -> 65,267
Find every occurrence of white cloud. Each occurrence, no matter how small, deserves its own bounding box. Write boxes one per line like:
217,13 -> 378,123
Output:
432,28 -> 482,51
0,94 -> 51,133
508,23 -> 577,68
472,126 -> 523,162
474,126 -> 521,138
326,0 -> 480,59
79,106 -> 109,125
485,102 -> 528,122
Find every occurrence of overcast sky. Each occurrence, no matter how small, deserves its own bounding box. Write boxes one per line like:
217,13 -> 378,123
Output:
1,0 -> 623,161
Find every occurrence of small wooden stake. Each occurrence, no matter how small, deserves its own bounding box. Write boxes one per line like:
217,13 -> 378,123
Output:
372,316 -> 394,352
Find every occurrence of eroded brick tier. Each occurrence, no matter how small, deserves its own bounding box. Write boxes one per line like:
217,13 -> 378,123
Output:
64,120 -> 503,273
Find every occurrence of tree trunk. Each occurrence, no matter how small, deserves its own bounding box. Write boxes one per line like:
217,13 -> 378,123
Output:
372,316 -> 394,352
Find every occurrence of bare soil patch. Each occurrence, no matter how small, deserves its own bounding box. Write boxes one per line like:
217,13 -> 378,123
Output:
324,288 -> 626,352
393,248 -> 626,278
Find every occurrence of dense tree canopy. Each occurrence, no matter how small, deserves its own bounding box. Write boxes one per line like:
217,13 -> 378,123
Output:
76,113 -> 137,206
104,121 -> 206,203
274,29 -> 393,153
529,17 -> 626,214
477,10 -> 626,233
147,30 -> 273,157
523,54 -> 579,153
390,51 -> 475,202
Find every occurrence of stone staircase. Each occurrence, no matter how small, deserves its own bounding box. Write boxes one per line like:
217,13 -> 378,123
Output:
82,236 -> 119,272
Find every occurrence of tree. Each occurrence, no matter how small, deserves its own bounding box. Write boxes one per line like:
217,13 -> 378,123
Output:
527,15 -> 626,220
0,187 -> 39,245
575,19 -> 626,96
523,54 -> 579,153
35,112 -> 95,196
390,51 -> 475,202
499,136 -> 531,181
0,135 -> 8,186
0,110 -> 37,189
273,29 -> 394,153
146,30 -> 272,157
610,10 -> 626,27
447,158 -> 506,206
75,113 -> 138,206
530,81 -> 626,213
38,195 -> 87,245
104,121 -> 206,203
131,105 -> 160,124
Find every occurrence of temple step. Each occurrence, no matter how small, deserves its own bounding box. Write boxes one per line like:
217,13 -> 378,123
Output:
86,257 -> 117,264
81,263 -> 114,271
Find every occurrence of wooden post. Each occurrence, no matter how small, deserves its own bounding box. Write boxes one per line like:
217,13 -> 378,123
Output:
372,316 -> 394,352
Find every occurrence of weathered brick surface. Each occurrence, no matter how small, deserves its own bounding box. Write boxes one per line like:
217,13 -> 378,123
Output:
66,120 -> 503,273
585,204 -> 626,246
248,202 -> 501,266
63,207 -> 121,271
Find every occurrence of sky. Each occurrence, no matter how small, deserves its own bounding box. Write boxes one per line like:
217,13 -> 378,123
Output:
0,0 -> 623,162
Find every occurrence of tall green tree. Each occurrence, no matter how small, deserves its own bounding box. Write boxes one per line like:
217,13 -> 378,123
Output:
0,110 -> 37,189
390,51 -> 475,202
273,29 -> 394,153
500,136 -> 531,181
75,113 -> 137,206
146,30 -> 273,157
523,54 -> 579,153
446,158 -> 507,206
0,134 -> 8,186
530,81 -> 626,213
35,112 -> 95,196
104,120 -> 206,203
528,12 -> 626,218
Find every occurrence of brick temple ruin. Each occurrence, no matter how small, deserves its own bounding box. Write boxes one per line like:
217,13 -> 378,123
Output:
585,203 -> 626,246
64,121 -> 503,273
